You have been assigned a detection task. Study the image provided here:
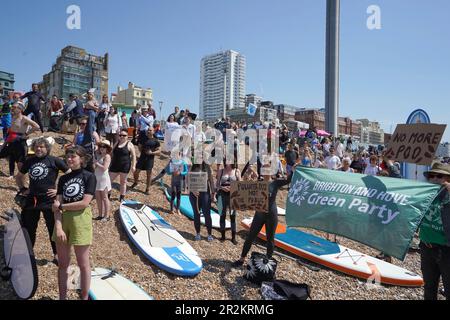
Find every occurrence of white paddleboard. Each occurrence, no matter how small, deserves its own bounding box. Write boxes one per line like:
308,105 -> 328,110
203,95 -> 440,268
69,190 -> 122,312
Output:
242,218 -> 423,287
89,268 -> 153,300
119,201 -> 203,277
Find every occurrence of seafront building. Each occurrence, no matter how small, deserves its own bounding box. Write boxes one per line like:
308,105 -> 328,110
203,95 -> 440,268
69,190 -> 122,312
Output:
39,46 -> 109,102
200,50 -> 246,121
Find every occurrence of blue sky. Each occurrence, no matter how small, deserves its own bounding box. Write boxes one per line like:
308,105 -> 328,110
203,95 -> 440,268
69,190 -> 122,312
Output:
2,0 -> 449,141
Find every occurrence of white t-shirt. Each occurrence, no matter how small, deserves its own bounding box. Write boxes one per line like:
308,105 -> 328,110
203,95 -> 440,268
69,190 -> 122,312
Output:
325,155 -> 341,170
364,165 -> 381,176
99,103 -> 111,113
335,143 -> 345,158
104,113 -> 121,134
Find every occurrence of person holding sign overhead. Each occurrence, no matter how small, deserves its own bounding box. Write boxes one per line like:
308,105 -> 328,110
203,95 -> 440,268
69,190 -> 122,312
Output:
188,161 -> 215,242
232,160 -> 296,268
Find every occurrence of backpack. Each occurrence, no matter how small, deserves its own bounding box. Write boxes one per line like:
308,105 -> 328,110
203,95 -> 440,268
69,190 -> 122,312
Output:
261,280 -> 311,300
244,252 -> 278,285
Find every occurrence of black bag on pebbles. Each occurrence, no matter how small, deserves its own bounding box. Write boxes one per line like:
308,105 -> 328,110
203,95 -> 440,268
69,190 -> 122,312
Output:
244,252 -> 277,285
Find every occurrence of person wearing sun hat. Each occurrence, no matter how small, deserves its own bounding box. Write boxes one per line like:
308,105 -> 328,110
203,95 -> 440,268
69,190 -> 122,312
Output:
419,162 -> 450,300
93,139 -> 112,221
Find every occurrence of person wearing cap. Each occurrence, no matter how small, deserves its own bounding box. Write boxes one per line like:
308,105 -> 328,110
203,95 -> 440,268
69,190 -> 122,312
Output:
93,140 -> 112,221
16,137 -> 71,265
0,101 -> 40,174
137,106 -> 154,150
20,83 -> 46,133
419,163 -> 450,300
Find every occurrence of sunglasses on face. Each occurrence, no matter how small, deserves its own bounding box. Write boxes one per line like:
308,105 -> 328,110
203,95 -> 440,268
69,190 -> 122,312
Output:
119,134 -> 128,137
80,123 -> 87,126
427,173 -> 444,179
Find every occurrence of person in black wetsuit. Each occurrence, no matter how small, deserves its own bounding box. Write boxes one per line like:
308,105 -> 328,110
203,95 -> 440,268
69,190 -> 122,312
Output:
16,137 -> 70,264
232,161 -> 296,267
20,83 -> 46,133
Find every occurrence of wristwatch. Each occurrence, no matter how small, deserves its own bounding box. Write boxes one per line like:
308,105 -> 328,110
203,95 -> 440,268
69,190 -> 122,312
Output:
58,203 -> 63,211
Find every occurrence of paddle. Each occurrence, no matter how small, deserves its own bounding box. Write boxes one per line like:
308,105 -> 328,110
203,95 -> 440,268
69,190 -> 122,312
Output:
254,244 -> 321,272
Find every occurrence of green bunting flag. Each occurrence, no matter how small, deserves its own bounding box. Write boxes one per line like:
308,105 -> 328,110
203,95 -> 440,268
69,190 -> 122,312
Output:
286,167 -> 442,260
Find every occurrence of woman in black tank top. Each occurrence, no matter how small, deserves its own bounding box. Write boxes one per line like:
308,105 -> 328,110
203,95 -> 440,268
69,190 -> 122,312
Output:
109,129 -> 136,202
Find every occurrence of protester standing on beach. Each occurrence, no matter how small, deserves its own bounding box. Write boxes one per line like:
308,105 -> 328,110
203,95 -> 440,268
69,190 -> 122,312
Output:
232,161 -> 295,267
52,146 -> 96,300
137,106 -> 154,151
16,137 -> 70,265
72,116 -> 100,173
84,90 -> 99,132
167,153 -> 188,215
104,106 -> 121,146
364,155 -> 382,176
94,140 -> 112,221
109,129 -> 136,202
0,101 -> 40,174
419,163 -> 450,300
97,95 -> 111,136
324,147 -> 341,170
188,161 -> 215,241
216,161 -> 241,244
132,127 -> 160,195
20,83 -> 46,133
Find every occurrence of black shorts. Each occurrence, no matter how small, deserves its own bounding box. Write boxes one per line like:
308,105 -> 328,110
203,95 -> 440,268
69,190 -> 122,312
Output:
136,156 -> 154,171
9,140 -> 27,163
138,131 -> 148,146
109,161 -> 131,174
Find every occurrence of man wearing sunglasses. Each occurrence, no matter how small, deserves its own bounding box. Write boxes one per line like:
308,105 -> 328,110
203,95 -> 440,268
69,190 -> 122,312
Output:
419,162 -> 450,300
72,116 -> 100,172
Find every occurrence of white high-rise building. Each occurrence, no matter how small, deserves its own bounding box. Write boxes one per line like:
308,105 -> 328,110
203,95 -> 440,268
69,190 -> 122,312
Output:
199,50 -> 246,121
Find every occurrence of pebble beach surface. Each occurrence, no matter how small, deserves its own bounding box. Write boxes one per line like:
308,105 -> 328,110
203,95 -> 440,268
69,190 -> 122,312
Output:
0,132 -> 444,300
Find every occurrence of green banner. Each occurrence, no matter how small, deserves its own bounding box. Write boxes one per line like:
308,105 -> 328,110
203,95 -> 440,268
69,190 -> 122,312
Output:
286,167 -> 442,260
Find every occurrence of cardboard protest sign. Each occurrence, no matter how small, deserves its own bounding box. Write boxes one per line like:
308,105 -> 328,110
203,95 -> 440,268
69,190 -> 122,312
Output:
230,181 -> 269,212
384,124 -> 446,166
188,172 -> 208,193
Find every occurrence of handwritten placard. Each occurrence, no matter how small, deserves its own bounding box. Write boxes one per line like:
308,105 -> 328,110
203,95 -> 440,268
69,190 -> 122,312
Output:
230,181 -> 270,212
385,124 -> 446,165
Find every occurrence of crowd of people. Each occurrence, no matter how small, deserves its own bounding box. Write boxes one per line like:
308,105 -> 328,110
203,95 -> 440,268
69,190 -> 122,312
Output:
0,83 -> 449,301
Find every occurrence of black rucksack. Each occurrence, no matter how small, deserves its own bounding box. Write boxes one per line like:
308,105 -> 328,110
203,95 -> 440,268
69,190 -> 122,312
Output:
244,252 -> 278,285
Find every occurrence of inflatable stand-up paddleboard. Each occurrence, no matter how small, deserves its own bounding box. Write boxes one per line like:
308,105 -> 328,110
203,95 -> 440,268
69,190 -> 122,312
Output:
241,218 -> 423,287
1,209 -> 38,299
119,201 -> 202,277
163,187 -> 230,229
89,268 -> 154,300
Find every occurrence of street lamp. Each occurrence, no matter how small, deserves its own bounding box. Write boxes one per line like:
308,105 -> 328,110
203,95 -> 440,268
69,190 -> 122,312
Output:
159,101 -> 163,121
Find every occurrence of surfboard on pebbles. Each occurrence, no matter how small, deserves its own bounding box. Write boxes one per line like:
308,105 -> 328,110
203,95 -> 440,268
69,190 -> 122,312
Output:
119,201 -> 202,277
1,209 -> 38,299
241,218 -> 424,287
163,187 -> 231,229
89,268 -> 154,300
